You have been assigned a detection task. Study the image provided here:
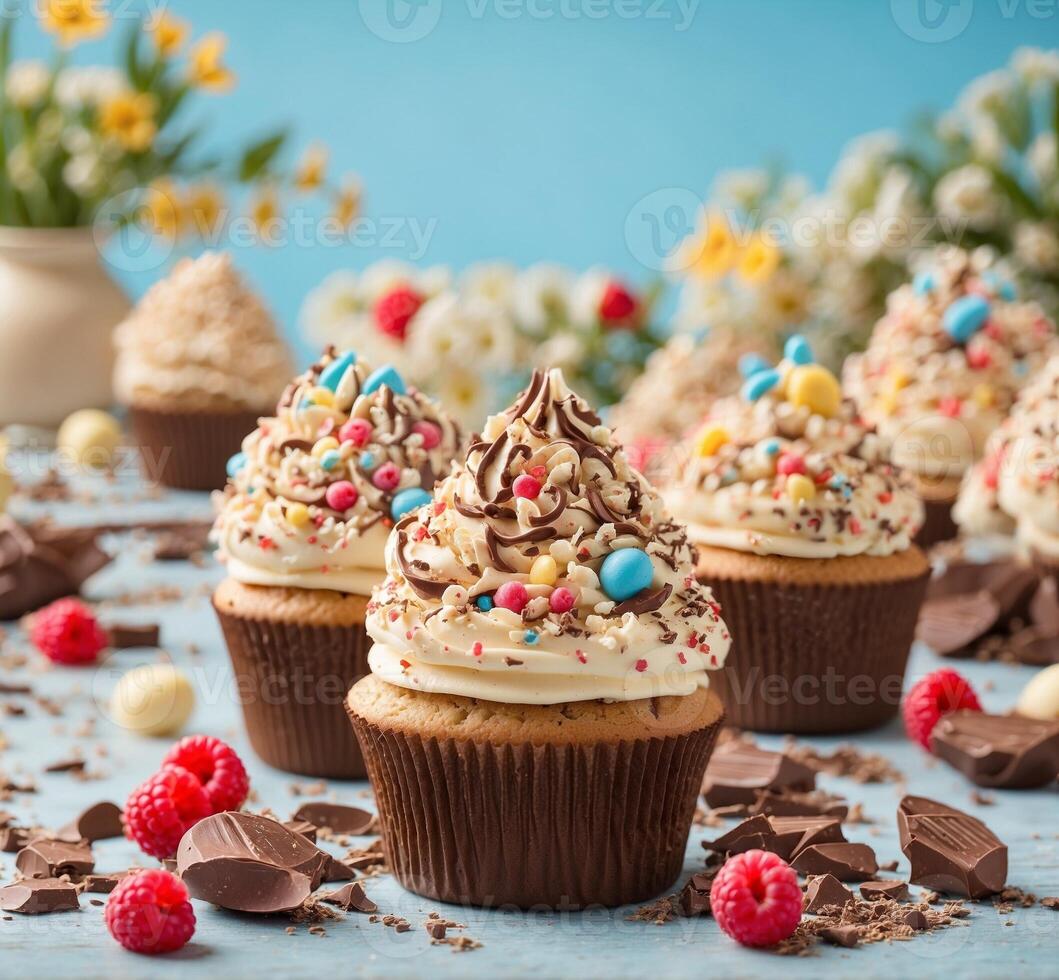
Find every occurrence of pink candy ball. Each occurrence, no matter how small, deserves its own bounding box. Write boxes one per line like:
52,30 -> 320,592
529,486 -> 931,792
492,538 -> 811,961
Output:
512,475 -> 541,499
549,587 -> 575,614
339,418 -> 373,448
372,462 -> 402,491
412,420 -> 442,450
776,452 -> 805,476
493,581 -> 529,613
325,481 -> 358,511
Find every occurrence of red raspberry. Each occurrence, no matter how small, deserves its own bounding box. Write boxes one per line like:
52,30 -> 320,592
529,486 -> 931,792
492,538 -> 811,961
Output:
710,850 -> 802,947
105,869 -> 195,954
30,597 -> 108,665
598,280 -> 639,329
374,284 -> 424,342
903,668 -> 982,750
123,765 -> 212,860
162,735 -> 250,813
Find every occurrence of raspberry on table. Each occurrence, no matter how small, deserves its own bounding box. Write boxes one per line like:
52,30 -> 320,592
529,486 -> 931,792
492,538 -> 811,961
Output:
104,869 -> 195,954
162,735 -> 249,813
123,765 -> 212,860
29,597 -> 108,665
710,850 -> 802,947
903,667 -> 982,750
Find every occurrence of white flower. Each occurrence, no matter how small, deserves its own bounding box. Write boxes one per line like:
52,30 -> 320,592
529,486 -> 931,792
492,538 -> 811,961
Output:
432,366 -> 494,432
533,333 -> 587,372
933,164 -> 1006,232
300,270 -> 365,346
672,278 -> 735,333
512,263 -> 572,334
935,111 -> 966,145
714,169 -> 769,210
863,167 -> 922,257
461,261 -> 517,308
4,61 -> 50,109
968,116 -> 1006,165
1028,133 -> 1058,186
829,131 -> 899,210
63,152 -> 105,196
775,175 -> 812,215
407,292 -> 517,379
569,267 -> 613,328
958,69 -> 1017,123
1011,47 -> 1059,87
54,66 -> 125,109
358,259 -> 450,305
6,144 -> 39,193
60,125 -> 95,156
1014,221 -> 1059,275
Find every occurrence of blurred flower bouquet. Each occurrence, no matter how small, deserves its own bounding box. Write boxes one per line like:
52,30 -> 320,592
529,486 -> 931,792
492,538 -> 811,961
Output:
301,260 -> 665,428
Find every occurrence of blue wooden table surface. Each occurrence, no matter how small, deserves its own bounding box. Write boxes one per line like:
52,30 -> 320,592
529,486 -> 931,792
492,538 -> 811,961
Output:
0,454 -> 1056,979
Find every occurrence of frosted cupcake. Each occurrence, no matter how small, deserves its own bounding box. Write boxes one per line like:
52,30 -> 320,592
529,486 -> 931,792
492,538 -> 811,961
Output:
666,336 -> 927,733
844,247 -> 1056,547
115,252 -> 293,490
212,348 -> 461,778
346,368 -> 730,908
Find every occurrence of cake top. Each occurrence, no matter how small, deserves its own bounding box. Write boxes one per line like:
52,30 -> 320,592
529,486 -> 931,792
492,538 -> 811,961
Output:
844,247 -> 1056,480
365,368 -> 731,705
212,348 -> 461,596
114,252 -> 293,412
665,336 -> 923,558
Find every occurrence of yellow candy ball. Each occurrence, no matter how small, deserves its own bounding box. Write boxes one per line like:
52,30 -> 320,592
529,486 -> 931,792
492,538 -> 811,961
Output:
787,365 -> 842,418
109,663 -> 194,737
286,502 -> 310,527
786,473 -> 816,504
530,555 -> 558,586
973,384 -> 996,409
57,409 -> 122,469
694,424 -> 729,457
309,386 -> 335,407
312,436 -> 340,457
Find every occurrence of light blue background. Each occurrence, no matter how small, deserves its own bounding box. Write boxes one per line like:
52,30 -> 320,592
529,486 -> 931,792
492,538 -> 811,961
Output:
13,0 -> 1059,360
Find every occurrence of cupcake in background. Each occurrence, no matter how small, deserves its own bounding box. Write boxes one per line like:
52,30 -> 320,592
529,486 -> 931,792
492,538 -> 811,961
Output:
347,368 -> 730,908
114,252 -> 293,490
665,336 -> 927,733
844,246 -> 1056,547
212,348 -> 461,778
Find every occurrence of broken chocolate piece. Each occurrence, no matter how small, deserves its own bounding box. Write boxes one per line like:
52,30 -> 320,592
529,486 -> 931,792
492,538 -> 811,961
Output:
917,592 -> 1001,656
897,795 -> 1007,899
319,882 -> 377,914
81,872 -> 128,894
0,878 -> 80,914
803,874 -> 854,913
900,908 -> 928,930
290,802 -> 376,836
703,815 -> 773,856
283,820 -> 317,843
108,622 -> 161,649
931,711 -> 1059,789
679,872 -> 716,916
57,801 -> 123,843
820,924 -> 861,947
702,741 -> 815,807
15,839 -> 94,879
0,827 -> 32,853
769,816 -> 846,861
749,789 -> 848,820
792,843 -> 878,882
860,880 -> 909,902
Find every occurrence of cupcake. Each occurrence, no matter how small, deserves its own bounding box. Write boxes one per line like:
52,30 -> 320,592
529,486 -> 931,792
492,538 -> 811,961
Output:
346,368 -> 730,909
844,247 -> 1056,547
114,252 -> 293,490
212,348 -> 461,778
665,336 -> 927,734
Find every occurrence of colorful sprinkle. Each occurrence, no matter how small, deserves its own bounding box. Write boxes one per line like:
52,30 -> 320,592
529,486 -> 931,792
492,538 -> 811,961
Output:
776,452 -> 805,476
319,351 -> 356,391
549,587 -> 575,614
475,595 -> 494,612
512,474 -> 542,499
325,481 -> 358,511
742,368 -> 781,402
634,659 -> 648,673
390,487 -> 432,520
362,364 -> 406,396
912,270 -> 935,295
783,334 -> 813,366
320,449 -> 341,471
493,581 -> 529,613
760,438 -> 781,457
942,295 -> 990,344
523,631 -> 539,645
599,548 -> 654,602
226,452 -> 247,478
339,418 -> 373,447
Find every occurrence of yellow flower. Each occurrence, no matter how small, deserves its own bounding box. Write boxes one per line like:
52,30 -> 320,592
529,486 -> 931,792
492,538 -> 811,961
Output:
39,0 -> 109,47
186,183 -> 225,238
141,179 -> 184,239
98,91 -> 158,153
736,233 -> 782,284
294,144 -> 329,193
147,12 -> 189,58
332,177 -> 362,229
248,185 -> 282,243
684,212 -> 737,279
188,33 -> 236,92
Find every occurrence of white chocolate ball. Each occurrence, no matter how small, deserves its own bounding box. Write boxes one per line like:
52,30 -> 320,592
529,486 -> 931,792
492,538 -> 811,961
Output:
1015,663 -> 1059,721
57,409 -> 122,469
110,663 -> 194,736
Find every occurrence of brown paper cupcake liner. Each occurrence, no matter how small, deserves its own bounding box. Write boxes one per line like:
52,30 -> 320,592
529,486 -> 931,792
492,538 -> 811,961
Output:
215,602 -> 371,779
346,704 -> 722,909
703,565 -> 929,734
915,495 -> 959,550
128,405 -> 263,491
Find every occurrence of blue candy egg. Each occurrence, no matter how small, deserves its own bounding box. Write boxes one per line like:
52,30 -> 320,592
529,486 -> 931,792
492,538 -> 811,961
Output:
363,364 -> 407,396
738,353 -> 771,379
319,351 -> 356,392
943,295 -> 991,344
761,438 -> 782,456
390,486 -> 432,521
742,368 -> 781,402
599,548 -> 654,602
982,271 -> 1016,301
320,449 -> 341,471
360,452 -> 376,470
475,595 -> 494,612
784,334 -> 813,365
226,452 -> 247,478
913,270 -> 936,296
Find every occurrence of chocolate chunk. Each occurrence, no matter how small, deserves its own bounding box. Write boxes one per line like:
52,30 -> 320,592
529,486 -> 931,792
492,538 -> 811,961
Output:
917,592 -> 1000,656
0,878 -> 80,914
108,623 -> 160,649
821,925 -> 861,947
702,742 -> 816,807
1006,626 -> 1059,666
290,802 -> 376,836
16,839 -> 94,879
679,872 -> 716,916
57,801 -> 123,843
44,758 -> 85,774
0,827 -> 32,852
1030,578 -> 1059,634
176,812 -> 335,913
897,795 -> 1007,898
283,820 -> 317,843
803,874 -> 854,913
152,524 -> 211,561
769,816 -> 846,861
322,855 -> 356,883
81,872 -> 128,894
319,881 -> 376,913
703,815 -> 773,856
931,711 -> 1059,788
749,789 -> 848,820
860,880 -> 909,902
792,843 -> 878,881
900,908 -> 928,930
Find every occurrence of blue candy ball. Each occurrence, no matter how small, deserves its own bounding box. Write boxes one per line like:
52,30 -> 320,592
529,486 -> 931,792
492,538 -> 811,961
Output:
475,595 -> 494,612
742,368 -> 782,402
363,364 -> 407,396
943,295 -> 991,344
390,487 -> 432,521
912,270 -> 936,296
226,452 -> 247,478
599,548 -> 654,602
982,271 -> 1016,301
319,351 -> 357,391
784,334 -> 813,366
738,353 -> 771,379
320,449 -> 341,471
